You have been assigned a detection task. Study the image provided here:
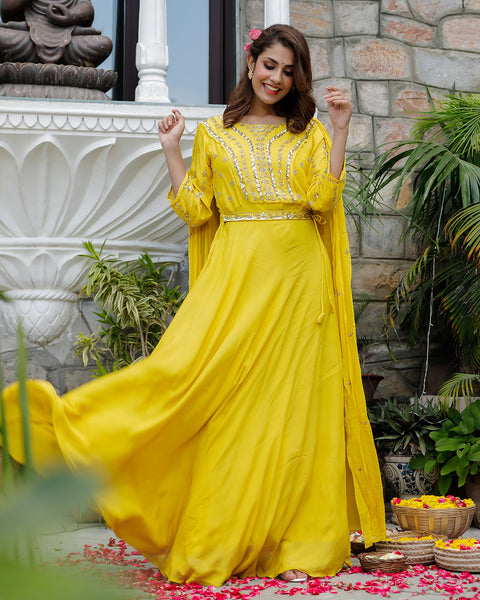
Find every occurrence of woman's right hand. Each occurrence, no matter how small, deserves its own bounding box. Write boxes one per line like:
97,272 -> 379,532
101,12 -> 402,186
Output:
158,109 -> 185,149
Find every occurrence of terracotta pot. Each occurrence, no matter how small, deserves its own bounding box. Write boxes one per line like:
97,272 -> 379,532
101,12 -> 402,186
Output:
465,474 -> 480,528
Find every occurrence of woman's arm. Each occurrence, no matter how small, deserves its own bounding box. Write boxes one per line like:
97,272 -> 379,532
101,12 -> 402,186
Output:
324,86 -> 353,180
158,109 -> 187,196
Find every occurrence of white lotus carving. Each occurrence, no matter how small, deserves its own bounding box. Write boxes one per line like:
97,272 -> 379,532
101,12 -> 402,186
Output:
0,100 -> 218,345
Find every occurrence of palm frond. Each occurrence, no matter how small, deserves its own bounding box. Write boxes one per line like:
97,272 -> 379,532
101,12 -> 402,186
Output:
413,94 -> 480,157
438,373 -> 480,408
447,203 -> 480,260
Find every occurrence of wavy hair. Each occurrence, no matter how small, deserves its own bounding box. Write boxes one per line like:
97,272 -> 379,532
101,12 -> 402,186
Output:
223,24 -> 316,133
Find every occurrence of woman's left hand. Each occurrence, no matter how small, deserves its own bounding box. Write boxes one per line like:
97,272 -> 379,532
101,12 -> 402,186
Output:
324,86 -> 353,132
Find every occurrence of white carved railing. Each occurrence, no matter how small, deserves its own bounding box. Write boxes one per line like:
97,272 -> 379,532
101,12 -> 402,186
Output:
136,0 -> 170,103
0,99 -> 218,345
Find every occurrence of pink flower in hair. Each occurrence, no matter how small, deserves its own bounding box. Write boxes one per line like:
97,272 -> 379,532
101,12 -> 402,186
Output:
244,42 -> 251,53
249,29 -> 262,40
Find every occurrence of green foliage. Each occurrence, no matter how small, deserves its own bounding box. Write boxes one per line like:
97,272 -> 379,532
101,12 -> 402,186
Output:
343,151 -> 384,232
410,399 -> 480,494
75,241 -> 185,376
358,92 -> 480,381
367,397 -> 447,455
0,563 -> 129,600
0,470 -> 129,600
438,373 -> 480,408
0,310 -> 129,599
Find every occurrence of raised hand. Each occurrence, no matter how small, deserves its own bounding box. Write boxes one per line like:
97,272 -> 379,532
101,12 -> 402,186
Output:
158,109 -> 187,195
324,86 -> 353,132
158,109 -> 185,150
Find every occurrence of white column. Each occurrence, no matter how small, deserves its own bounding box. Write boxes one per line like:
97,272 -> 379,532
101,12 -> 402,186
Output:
264,0 -> 290,27
135,0 -> 170,103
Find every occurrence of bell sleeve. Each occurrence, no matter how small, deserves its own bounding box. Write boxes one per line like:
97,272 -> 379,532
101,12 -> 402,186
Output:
167,122 -> 215,227
167,121 -> 220,288
306,120 -> 346,219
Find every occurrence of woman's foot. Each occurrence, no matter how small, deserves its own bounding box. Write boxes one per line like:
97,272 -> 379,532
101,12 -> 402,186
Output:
278,569 -> 309,583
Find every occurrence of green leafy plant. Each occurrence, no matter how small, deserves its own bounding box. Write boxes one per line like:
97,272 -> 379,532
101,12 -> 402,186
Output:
353,294 -> 374,351
75,241 -> 184,376
0,304 -> 128,599
343,151 -> 384,231
358,92 -> 480,389
410,399 -> 480,494
433,203 -> 480,404
367,397 -> 448,456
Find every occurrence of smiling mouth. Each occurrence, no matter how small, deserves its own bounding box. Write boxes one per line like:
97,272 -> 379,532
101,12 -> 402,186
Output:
263,83 -> 280,94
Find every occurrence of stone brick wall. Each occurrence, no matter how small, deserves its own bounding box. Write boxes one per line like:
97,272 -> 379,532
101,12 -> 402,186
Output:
4,2 -> 479,400
243,0 -> 480,398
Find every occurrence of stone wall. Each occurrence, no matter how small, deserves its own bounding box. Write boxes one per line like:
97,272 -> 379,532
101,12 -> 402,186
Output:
242,0 -> 480,398
4,2 -> 479,400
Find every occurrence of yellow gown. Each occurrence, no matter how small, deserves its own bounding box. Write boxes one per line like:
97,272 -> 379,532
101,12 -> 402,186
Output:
2,116 -> 385,586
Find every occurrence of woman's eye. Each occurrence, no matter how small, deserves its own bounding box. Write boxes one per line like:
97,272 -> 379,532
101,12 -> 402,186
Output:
264,64 -> 274,70
284,71 -> 293,77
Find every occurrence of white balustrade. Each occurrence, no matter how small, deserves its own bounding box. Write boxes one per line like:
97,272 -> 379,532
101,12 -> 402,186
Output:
264,0 -> 290,26
0,99 -> 217,344
135,0 -> 170,103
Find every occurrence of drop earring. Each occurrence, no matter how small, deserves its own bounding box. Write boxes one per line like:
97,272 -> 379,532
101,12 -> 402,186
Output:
248,68 -> 253,80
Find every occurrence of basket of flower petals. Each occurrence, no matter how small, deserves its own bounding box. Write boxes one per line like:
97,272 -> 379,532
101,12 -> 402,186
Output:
391,495 -> 476,538
434,538 -> 480,572
374,530 -> 445,565
359,551 -> 406,573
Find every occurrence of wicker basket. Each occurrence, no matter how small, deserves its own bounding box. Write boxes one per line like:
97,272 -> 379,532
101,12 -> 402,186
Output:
434,546 -> 480,572
375,531 -> 444,565
359,551 -> 406,573
392,504 -> 475,538
351,540 -> 374,554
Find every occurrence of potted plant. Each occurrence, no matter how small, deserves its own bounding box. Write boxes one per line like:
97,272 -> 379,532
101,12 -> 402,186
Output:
410,398 -> 480,526
368,397 -> 447,499
358,92 -> 480,400
75,241 -> 185,376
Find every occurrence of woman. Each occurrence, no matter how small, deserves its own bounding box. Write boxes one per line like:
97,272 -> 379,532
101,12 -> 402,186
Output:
2,24 -> 384,586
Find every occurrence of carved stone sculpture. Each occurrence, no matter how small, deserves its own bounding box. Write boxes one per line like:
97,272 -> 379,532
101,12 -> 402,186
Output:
0,1 -> 116,99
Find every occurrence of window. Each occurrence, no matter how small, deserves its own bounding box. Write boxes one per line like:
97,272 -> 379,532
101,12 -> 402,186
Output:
209,0 -> 236,104
92,0 -> 117,73
166,0 -> 209,105
102,0 -> 237,104
112,0 -> 139,101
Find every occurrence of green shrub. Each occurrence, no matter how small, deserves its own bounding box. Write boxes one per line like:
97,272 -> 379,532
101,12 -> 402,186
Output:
410,399 -> 480,494
75,241 -> 184,376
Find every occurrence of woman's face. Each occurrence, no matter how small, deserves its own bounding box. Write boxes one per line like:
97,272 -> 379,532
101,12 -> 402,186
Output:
248,42 -> 295,114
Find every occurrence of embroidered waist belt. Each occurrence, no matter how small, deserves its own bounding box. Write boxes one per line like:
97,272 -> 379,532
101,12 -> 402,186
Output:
222,210 -> 312,222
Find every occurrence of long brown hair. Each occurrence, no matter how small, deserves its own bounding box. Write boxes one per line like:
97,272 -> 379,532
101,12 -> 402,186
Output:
223,24 -> 316,134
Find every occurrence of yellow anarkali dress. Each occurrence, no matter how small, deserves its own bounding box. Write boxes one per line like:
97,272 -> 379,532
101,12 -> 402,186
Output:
2,115 -> 385,586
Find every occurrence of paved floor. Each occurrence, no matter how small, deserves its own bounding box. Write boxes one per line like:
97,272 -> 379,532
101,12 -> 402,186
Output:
32,518 -> 480,599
